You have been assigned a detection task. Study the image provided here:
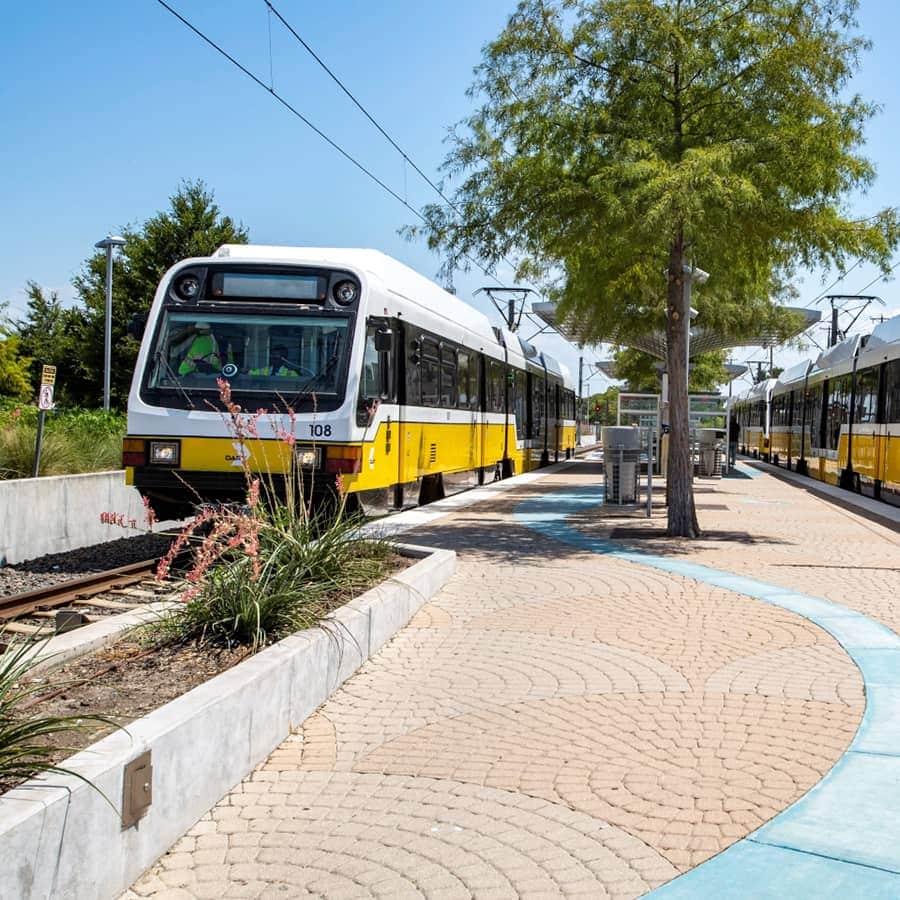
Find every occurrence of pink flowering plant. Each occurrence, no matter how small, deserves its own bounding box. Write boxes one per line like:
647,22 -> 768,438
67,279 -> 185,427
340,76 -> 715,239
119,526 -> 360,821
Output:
150,382 -> 394,652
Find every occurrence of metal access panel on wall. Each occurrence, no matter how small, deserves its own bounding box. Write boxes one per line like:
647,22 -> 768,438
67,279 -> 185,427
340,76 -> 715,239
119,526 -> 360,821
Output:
122,751 -> 153,829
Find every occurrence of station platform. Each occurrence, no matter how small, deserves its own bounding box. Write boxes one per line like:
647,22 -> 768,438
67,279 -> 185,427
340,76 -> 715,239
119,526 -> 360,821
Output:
125,458 -> 900,899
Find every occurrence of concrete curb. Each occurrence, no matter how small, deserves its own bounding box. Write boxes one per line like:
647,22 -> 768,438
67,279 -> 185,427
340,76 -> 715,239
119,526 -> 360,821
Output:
0,542 -> 455,900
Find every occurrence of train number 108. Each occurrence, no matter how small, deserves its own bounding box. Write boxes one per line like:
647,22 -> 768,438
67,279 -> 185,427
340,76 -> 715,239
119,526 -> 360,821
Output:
309,424 -> 333,438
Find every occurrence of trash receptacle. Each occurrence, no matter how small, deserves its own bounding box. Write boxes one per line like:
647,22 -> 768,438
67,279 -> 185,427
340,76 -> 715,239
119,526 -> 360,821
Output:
602,426 -> 641,503
698,427 -> 725,477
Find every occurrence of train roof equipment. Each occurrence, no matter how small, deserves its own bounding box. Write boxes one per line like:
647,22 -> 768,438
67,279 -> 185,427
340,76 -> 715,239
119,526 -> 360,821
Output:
810,333 -> 863,381
774,359 -> 813,391
857,312 -> 900,370
747,378 -> 777,399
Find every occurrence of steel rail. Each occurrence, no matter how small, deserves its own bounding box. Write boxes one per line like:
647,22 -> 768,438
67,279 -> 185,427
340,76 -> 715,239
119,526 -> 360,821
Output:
0,559 -> 160,622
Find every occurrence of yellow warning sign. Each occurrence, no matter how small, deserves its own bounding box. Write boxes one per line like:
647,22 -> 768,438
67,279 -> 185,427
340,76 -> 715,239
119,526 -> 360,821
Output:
41,365 -> 57,386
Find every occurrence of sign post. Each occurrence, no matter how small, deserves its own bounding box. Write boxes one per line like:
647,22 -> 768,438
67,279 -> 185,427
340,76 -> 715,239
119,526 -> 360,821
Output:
32,365 -> 56,478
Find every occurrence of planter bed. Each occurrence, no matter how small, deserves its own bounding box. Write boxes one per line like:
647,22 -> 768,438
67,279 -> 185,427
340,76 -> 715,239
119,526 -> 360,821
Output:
0,542 -> 455,900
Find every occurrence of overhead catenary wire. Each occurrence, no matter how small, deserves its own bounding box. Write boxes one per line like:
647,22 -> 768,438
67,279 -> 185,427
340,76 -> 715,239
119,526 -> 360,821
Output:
803,258 -> 863,308
153,0 -> 506,287
262,0 -> 464,219
262,0 -> 543,304
852,259 -> 900,295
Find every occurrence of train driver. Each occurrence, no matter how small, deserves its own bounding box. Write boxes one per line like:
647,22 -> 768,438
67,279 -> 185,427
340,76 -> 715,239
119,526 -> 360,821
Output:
249,343 -> 293,376
177,322 -> 220,375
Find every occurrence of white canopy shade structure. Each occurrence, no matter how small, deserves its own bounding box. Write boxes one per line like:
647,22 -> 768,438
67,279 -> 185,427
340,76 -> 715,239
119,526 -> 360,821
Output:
531,301 -> 821,360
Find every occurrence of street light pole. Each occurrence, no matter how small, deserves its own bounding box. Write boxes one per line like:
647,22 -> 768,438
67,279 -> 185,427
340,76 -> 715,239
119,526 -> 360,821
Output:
95,235 -> 126,410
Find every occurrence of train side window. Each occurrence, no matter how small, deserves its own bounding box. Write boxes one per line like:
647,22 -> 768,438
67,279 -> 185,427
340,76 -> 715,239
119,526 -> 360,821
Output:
531,375 -> 545,440
457,351 -> 470,408
471,355 -> 481,410
421,337 -> 440,406
488,359 -> 505,412
406,334 -> 421,406
884,359 -> 900,423
440,345 -> 457,408
514,369 -> 527,439
808,383 -> 825,450
357,322 -> 382,425
855,366 -> 879,424
356,319 -> 395,425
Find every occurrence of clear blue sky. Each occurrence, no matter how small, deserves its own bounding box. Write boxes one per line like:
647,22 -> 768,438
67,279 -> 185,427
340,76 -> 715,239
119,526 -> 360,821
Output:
2,1 -> 898,392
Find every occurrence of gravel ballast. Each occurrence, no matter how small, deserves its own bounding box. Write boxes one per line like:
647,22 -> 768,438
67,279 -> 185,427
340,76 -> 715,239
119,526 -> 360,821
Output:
0,532 -> 177,597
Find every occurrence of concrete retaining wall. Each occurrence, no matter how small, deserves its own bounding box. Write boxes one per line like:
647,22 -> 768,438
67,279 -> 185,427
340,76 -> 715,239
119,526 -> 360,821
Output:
0,470 -> 152,565
0,543 -> 456,900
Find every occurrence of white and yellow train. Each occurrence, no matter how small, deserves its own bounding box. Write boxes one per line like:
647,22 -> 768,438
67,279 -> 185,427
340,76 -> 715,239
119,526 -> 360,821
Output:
733,314 -> 900,505
123,245 -> 577,518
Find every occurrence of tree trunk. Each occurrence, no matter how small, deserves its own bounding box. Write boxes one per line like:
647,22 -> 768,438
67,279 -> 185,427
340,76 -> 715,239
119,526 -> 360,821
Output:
665,236 -> 701,538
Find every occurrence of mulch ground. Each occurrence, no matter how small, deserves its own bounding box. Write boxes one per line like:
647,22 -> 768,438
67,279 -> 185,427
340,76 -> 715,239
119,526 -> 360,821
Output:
1,553 -> 411,795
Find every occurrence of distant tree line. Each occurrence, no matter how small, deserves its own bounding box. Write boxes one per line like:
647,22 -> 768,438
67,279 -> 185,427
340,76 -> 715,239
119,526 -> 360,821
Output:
0,180 -> 247,407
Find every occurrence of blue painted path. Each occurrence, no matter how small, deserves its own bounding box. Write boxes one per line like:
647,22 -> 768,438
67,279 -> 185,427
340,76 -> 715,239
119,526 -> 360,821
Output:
512,474 -> 900,898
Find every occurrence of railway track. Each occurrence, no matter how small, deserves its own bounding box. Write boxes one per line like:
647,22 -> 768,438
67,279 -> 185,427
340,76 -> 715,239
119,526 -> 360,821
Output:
0,559 -> 166,637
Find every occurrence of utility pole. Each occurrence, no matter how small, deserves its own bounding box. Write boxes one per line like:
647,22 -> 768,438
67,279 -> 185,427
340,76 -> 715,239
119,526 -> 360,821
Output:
95,234 -> 127,410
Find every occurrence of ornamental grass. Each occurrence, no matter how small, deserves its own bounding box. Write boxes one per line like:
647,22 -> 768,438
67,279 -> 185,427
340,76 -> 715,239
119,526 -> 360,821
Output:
0,632 -> 118,792
151,382 -> 394,652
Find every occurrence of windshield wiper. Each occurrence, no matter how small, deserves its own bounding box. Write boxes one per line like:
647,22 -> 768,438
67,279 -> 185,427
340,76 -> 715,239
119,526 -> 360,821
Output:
278,353 -> 340,409
152,351 -> 197,410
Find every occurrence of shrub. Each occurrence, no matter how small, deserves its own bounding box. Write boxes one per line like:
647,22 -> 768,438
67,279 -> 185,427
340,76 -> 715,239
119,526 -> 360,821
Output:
0,407 -> 125,478
153,478 -> 394,652
151,383 -> 395,651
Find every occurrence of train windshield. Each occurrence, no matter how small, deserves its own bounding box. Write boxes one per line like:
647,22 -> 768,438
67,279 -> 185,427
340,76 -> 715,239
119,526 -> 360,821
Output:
145,310 -> 351,403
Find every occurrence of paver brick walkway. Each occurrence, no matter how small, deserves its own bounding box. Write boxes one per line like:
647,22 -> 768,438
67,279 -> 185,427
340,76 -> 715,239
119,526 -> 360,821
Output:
124,461 -> 897,899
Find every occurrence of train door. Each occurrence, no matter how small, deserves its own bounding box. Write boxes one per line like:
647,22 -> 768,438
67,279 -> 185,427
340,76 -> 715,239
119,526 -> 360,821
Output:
533,368 -> 549,466
524,370 -> 535,471
395,323 -> 419,508
355,317 -> 402,508
475,354 -> 487,481
457,349 -> 480,478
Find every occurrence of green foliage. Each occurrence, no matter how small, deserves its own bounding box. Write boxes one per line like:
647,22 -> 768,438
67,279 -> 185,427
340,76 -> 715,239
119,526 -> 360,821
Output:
589,385 -> 619,426
413,0 -> 899,535
10,180 -> 248,410
0,303 -> 32,401
612,348 -> 728,393
0,341 -> 31,402
14,284 -> 79,404
154,484 -> 395,652
0,633 -> 117,791
0,408 -> 125,479
418,0 -> 897,335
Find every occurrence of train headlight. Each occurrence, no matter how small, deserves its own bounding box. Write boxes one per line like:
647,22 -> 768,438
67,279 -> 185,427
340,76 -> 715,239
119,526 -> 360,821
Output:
149,440 -> 181,466
294,446 -> 321,468
175,274 -> 201,300
332,280 -> 358,306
